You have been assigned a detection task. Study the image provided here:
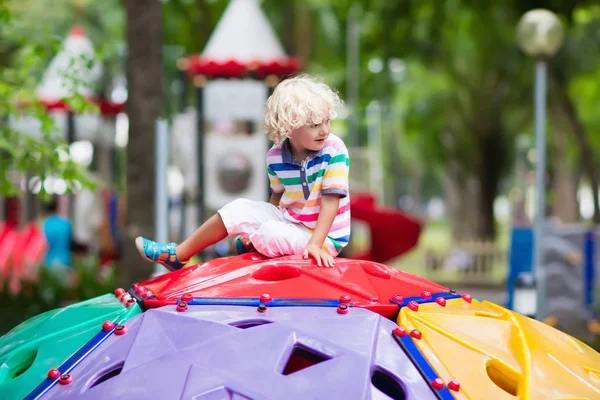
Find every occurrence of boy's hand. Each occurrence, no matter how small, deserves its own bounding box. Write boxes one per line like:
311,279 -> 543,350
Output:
303,244 -> 335,268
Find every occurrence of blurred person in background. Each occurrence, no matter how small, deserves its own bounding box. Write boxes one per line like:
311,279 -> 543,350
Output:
41,196 -> 73,269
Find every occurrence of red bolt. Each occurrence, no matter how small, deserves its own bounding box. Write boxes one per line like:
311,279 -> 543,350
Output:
114,324 -> 127,335
421,291 -> 432,299
339,295 -> 351,304
177,302 -> 188,312
59,374 -> 72,385
102,321 -> 115,331
141,292 -> 149,299
181,293 -> 193,302
410,329 -> 422,340
448,380 -> 461,391
462,294 -> 473,303
408,301 -> 419,311
135,286 -> 145,295
47,369 -> 60,380
337,304 -> 349,314
436,297 -> 447,307
431,378 -> 445,390
114,288 -> 126,297
133,283 -> 140,289
393,327 -> 407,337
260,293 -> 273,303
392,294 -> 404,303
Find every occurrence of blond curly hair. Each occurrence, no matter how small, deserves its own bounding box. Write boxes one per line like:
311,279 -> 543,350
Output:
264,74 -> 343,145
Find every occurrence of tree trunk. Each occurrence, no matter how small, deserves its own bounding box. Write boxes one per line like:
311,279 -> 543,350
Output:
443,162 -> 479,241
281,0 -> 295,55
120,0 -> 162,287
294,0 -> 311,63
551,122 -> 579,223
196,0 -> 213,50
549,65 -> 600,223
474,166 -> 497,240
473,130 -> 504,240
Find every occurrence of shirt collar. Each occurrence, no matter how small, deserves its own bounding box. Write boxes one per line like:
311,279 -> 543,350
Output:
281,138 -> 325,165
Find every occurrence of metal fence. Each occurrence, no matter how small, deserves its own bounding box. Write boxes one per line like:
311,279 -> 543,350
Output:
424,240 -> 507,288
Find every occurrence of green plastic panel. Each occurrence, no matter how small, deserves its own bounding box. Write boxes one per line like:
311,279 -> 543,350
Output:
0,293 -> 141,400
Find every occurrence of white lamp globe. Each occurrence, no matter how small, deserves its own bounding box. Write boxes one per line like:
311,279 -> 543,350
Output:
517,9 -> 564,58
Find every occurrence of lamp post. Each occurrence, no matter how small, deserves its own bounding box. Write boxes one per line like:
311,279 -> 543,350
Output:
517,9 -> 564,320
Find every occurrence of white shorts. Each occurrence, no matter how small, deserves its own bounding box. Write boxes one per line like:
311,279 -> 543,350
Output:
218,198 -> 312,258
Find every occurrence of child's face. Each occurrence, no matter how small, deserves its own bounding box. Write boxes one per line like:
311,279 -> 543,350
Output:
289,118 -> 331,153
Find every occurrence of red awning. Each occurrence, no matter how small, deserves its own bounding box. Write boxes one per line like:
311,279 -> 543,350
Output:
182,56 -> 301,80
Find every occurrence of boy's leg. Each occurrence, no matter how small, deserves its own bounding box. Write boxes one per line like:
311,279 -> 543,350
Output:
135,213 -> 227,271
250,220 -> 311,258
136,198 -> 281,270
218,198 -> 283,236
176,214 -> 227,261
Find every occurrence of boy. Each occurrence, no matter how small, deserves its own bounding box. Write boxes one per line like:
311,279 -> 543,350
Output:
136,74 -> 351,269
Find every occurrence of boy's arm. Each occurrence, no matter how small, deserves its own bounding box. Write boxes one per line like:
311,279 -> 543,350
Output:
303,194 -> 340,267
269,192 -> 282,207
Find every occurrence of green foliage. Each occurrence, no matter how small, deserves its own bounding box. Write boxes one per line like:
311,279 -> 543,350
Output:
0,258 -> 117,335
0,0 -> 126,198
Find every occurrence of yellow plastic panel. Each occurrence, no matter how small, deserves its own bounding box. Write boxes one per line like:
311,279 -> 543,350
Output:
397,298 -> 600,400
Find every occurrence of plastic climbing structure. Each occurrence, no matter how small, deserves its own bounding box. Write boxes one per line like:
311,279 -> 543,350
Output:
1,253 -> 599,399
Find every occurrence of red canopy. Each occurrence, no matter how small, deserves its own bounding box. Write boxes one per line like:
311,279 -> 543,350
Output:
181,56 -> 301,80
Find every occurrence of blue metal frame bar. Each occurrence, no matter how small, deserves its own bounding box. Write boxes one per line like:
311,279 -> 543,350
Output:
24,315 -> 130,400
181,297 -> 346,307
393,332 -> 455,400
389,291 -> 462,308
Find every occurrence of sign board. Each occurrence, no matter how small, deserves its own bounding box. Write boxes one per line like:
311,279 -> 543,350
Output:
204,79 -> 266,122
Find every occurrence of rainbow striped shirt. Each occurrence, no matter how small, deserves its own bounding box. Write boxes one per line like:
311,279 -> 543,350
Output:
266,134 -> 351,255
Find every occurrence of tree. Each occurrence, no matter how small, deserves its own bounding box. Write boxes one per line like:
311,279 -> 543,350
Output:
0,1 -> 102,199
120,0 -> 162,285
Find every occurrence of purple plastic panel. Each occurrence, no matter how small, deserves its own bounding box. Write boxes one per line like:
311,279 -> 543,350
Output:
39,305 -> 435,400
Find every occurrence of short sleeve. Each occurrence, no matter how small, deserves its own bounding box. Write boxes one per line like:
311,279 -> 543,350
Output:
267,165 -> 285,194
321,147 -> 350,198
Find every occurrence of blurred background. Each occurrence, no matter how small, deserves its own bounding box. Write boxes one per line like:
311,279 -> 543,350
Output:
0,0 -> 599,348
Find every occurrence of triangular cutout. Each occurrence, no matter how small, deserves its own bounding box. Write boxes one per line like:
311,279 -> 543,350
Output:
282,345 -> 331,375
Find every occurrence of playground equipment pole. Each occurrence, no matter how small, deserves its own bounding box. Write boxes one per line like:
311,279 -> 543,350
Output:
517,9 -> 564,320
532,60 -> 547,319
154,119 -> 169,276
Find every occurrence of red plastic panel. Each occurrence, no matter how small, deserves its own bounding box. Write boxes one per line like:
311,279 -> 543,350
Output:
140,254 -> 448,320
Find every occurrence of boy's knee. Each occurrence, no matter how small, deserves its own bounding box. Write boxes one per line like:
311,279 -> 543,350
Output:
251,220 -> 279,242
260,219 -> 281,231
251,221 -> 307,257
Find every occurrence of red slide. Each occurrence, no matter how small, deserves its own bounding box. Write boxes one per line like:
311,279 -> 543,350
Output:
349,193 -> 422,263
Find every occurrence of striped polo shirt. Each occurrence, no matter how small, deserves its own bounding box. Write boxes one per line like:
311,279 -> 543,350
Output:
266,134 -> 351,255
